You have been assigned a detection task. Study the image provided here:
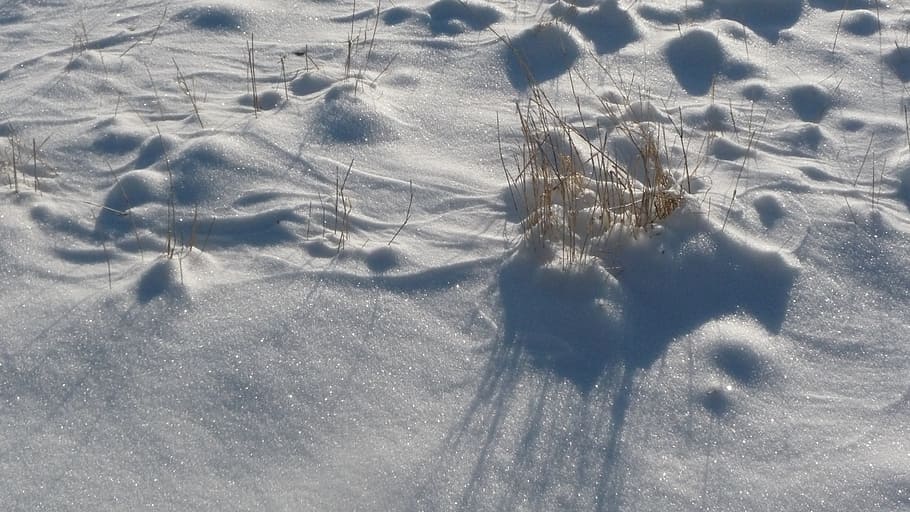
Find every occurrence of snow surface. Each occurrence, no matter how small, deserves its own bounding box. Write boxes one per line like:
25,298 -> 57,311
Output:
1,0 -> 909,510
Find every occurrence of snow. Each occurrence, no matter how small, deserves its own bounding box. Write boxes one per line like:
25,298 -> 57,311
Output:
1,0 -> 909,510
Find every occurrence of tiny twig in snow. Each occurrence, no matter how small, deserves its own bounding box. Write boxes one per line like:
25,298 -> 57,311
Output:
389,180 -> 413,246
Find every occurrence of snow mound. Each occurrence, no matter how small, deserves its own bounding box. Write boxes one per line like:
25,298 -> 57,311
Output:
290,72 -> 335,97
195,207 -> 303,249
313,84 -> 398,143
708,339 -> 777,387
136,257 -> 190,303
787,83 -> 834,123
665,28 -> 753,96
636,3 -> 686,25
364,246 -> 404,273
752,193 -> 787,228
499,205 -> 798,389
618,100 -> 672,124
503,23 -> 581,89
711,137 -> 753,161
687,317 -> 789,418
884,46 -> 910,82
550,0 -> 639,54
91,120 -> 145,156
841,10 -> 880,36
167,135 -> 255,204
238,89 -> 283,111
778,122 -> 829,153
381,6 -> 419,25
710,0 -> 804,39
809,0 -> 882,10
64,52 -> 106,72
173,3 -> 249,31
603,125 -> 670,184
741,80 -> 769,101
134,133 -> 180,170
95,170 -> 168,233
377,0 -> 501,35
900,165 -> 910,212
302,241 -> 407,273
426,0 -> 502,35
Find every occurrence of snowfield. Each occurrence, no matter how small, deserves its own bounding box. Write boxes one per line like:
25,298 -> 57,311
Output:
1,0 -> 909,510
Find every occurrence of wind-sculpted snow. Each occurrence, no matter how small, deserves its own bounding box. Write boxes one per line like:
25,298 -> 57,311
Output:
1,0 -> 910,510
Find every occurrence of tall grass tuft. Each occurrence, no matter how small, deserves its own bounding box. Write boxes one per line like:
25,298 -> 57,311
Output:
502,80 -> 689,269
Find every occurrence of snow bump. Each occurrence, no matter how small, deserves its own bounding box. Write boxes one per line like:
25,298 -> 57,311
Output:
710,341 -> 775,387
313,85 -> 398,143
665,29 -> 726,96
752,194 -> 787,228
503,23 -> 581,89
365,246 -> 403,273
899,165 -> 910,212
552,0 -> 639,54
91,125 -> 145,155
787,84 -> 834,123
290,73 -> 335,97
238,89 -> 283,111
426,0 -> 502,35
884,46 -> 910,83
174,4 -> 248,31
840,10 -> 880,36
710,0 -> 804,39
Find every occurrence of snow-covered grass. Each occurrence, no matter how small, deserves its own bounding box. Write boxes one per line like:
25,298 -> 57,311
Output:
2,0 -> 910,510
503,76 -> 688,267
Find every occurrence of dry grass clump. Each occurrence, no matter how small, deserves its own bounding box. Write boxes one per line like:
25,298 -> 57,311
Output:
502,82 -> 688,268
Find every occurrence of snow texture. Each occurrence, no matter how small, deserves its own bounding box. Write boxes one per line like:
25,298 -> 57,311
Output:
1,0 -> 909,510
